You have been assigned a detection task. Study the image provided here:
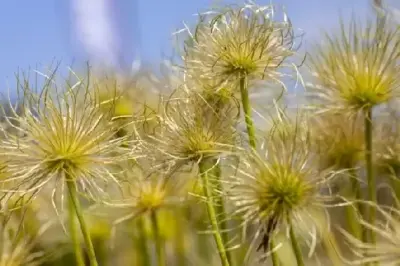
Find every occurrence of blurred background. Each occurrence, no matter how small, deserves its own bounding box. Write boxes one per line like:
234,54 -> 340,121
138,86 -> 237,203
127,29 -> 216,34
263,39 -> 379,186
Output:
0,0 -> 396,95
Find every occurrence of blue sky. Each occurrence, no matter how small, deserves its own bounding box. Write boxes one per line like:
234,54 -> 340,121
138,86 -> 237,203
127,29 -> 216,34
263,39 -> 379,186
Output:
0,0 -> 379,88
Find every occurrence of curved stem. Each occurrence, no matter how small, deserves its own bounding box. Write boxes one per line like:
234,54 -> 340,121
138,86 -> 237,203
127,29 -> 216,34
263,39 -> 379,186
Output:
150,210 -> 166,266
239,75 -> 256,149
68,193 -> 85,266
66,180 -> 98,266
199,157 -> 230,266
364,108 -> 376,245
288,218 -> 304,266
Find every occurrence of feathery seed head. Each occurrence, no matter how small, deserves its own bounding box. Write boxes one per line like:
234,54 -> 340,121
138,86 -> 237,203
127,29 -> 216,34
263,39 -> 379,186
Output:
149,88 -> 238,167
0,69 -> 133,204
310,113 -> 364,170
308,16 -> 400,114
92,71 -> 163,139
229,110 -> 333,252
119,162 -> 187,213
181,2 -> 296,92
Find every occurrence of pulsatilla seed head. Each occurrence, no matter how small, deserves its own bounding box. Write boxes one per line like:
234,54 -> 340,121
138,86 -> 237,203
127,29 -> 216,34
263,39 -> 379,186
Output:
148,88 -> 238,168
228,110 -> 334,253
181,3 -> 297,92
308,16 -> 400,114
310,113 -> 364,170
0,68 -> 134,205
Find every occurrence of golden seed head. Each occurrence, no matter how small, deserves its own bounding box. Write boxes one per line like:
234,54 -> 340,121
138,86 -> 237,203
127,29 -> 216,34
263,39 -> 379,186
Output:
182,3 -> 296,91
308,17 -> 400,113
149,88 -> 238,166
310,113 -> 364,169
229,110 -> 332,243
0,69 -> 133,203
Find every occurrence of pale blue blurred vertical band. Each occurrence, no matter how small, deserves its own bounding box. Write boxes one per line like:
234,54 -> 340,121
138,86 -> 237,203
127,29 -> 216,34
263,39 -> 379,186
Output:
70,0 -> 140,71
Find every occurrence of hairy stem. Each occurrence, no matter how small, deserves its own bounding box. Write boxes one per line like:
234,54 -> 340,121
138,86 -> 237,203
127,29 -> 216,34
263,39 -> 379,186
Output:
199,157 -> 230,266
213,160 -> 234,265
288,218 -> 304,266
66,180 -> 98,266
239,75 -> 256,149
364,108 -> 376,245
68,193 -> 85,266
150,210 -> 166,266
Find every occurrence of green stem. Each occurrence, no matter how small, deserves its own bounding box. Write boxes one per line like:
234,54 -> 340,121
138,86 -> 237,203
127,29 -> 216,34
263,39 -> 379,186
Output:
136,216 -> 151,266
270,239 -> 280,266
364,108 -> 376,245
68,194 -> 85,266
174,212 -> 186,266
199,157 -> 230,266
66,180 -> 98,266
345,168 -> 363,240
213,161 -> 234,266
150,210 -> 166,266
288,218 -> 304,266
239,75 -> 256,149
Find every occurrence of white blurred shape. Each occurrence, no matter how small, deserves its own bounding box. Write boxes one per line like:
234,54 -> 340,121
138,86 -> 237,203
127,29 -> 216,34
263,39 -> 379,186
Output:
71,0 -> 120,68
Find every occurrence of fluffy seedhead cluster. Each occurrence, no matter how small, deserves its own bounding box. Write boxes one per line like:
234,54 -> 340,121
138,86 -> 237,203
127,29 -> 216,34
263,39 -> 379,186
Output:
2,1 -> 400,266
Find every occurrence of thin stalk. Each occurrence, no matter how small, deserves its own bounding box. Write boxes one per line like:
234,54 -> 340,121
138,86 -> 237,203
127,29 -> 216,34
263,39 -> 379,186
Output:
364,108 -> 376,245
150,210 -> 166,266
68,194 -> 85,266
239,75 -> 279,266
136,216 -> 151,266
239,75 -> 256,149
212,160 -> 234,265
270,239 -> 280,266
66,180 -> 98,266
288,218 -> 304,266
199,157 -> 230,266
345,168 -> 363,240
174,212 -> 186,266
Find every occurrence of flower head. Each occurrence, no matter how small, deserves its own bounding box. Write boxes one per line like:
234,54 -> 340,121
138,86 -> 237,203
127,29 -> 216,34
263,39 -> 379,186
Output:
0,68 -> 134,205
148,87 -> 238,170
181,3 -> 296,92
310,113 -> 364,170
228,110 -> 334,255
308,16 -> 400,115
